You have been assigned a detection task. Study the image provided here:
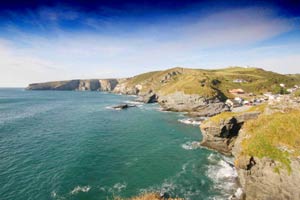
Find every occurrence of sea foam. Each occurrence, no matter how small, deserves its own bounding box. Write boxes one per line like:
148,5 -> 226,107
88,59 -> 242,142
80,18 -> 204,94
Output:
206,154 -> 240,199
181,141 -> 201,150
178,118 -> 202,126
70,185 -> 91,195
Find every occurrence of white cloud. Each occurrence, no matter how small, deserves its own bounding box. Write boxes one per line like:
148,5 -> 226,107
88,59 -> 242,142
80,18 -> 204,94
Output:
0,40 -> 69,87
250,54 -> 300,74
0,6 -> 299,87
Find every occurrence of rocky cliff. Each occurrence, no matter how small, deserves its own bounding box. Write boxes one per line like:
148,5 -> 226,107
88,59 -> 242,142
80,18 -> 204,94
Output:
200,100 -> 300,200
233,129 -> 300,200
200,112 -> 260,155
27,79 -> 119,91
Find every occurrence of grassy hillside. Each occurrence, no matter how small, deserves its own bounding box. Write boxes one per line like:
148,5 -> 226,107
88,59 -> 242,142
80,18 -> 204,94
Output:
124,67 -> 300,99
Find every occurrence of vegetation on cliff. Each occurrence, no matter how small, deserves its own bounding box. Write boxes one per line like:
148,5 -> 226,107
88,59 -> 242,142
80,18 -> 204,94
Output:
241,109 -> 300,172
203,100 -> 300,173
206,103 -> 267,123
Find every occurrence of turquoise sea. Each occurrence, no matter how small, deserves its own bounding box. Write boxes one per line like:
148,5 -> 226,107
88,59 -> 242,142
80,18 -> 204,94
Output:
0,89 -> 239,200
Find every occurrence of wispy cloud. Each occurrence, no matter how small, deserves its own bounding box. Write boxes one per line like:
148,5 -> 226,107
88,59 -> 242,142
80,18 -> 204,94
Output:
0,6 -> 299,86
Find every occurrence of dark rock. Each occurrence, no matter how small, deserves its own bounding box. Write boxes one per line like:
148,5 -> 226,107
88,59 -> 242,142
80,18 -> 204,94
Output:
136,93 -> 157,103
111,104 -> 136,110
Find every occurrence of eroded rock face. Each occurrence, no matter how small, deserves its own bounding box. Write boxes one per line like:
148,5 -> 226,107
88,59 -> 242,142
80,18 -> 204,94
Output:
200,112 -> 260,155
78,79 -> 100,91
232,130 -> 300,200
99,79 -> 119,91
188,102 -> 230,117
112,81 -> 140,95
27,79 -> 119,91
160,70 -> 181,83
27,80 -> 80,90
158,92 -> 210,111
136,93 -> 158,103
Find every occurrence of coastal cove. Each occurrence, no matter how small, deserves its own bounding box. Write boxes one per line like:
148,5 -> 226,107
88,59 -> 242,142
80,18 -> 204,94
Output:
0,88 -> 239,200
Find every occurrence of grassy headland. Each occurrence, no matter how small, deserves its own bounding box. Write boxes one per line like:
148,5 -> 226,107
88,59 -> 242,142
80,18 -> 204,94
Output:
124,67 -> 300,99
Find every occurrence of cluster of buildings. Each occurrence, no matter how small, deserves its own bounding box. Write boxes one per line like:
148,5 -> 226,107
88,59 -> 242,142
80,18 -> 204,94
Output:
226,83 -> 300,109
287,85 -> 299,93
225,97 -> 264,108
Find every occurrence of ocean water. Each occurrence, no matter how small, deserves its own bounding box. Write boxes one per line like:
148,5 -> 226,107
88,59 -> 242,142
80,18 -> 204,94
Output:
0,89 -> 239,200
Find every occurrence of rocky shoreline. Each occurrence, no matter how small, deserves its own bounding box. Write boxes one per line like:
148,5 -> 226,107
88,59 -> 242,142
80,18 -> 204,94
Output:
27,79 -> 229,117
27,67 -> 300,199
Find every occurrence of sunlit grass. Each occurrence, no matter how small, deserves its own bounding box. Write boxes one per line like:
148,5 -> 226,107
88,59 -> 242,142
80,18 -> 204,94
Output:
124,67 -> 300,97
241,110 -> 300,173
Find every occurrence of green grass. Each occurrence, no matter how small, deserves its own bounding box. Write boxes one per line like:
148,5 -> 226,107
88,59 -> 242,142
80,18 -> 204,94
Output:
205,111 -> 237,123
247,103 -> 267,113
241,110 -> 300,173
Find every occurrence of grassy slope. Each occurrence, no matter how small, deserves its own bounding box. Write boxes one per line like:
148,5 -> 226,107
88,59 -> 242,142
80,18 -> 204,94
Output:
241,109 -> 300,172
124,67 -> 300,98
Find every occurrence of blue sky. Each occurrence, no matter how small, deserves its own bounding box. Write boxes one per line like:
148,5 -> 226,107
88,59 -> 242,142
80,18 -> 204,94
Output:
0,0 -> 300,87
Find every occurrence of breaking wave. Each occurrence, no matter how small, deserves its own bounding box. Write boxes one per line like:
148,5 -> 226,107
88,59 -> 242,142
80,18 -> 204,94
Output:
181,141 -> 201,150
70,185 -> 91,195
206,153 -> 241,199
178,118 -> 202,126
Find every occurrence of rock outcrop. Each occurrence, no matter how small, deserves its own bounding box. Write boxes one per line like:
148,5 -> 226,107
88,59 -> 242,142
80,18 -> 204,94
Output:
27,79 -> 119,91
111,104 -> 136,110
112,80 -> 140,95
99,79 -> 119,91
78,79 -> 100,91
200,112 -> 260,155
157,92 -> 229,114
136,92 -> 158,103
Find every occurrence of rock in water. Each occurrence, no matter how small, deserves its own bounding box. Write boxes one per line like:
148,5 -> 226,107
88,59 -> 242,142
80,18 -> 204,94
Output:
111,104 -> 136,110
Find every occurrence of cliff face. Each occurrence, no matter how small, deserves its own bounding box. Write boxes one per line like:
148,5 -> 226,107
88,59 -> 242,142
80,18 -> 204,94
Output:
200,112 -> 260,155
158,92 -> 229,115
27,79 -> 119,91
